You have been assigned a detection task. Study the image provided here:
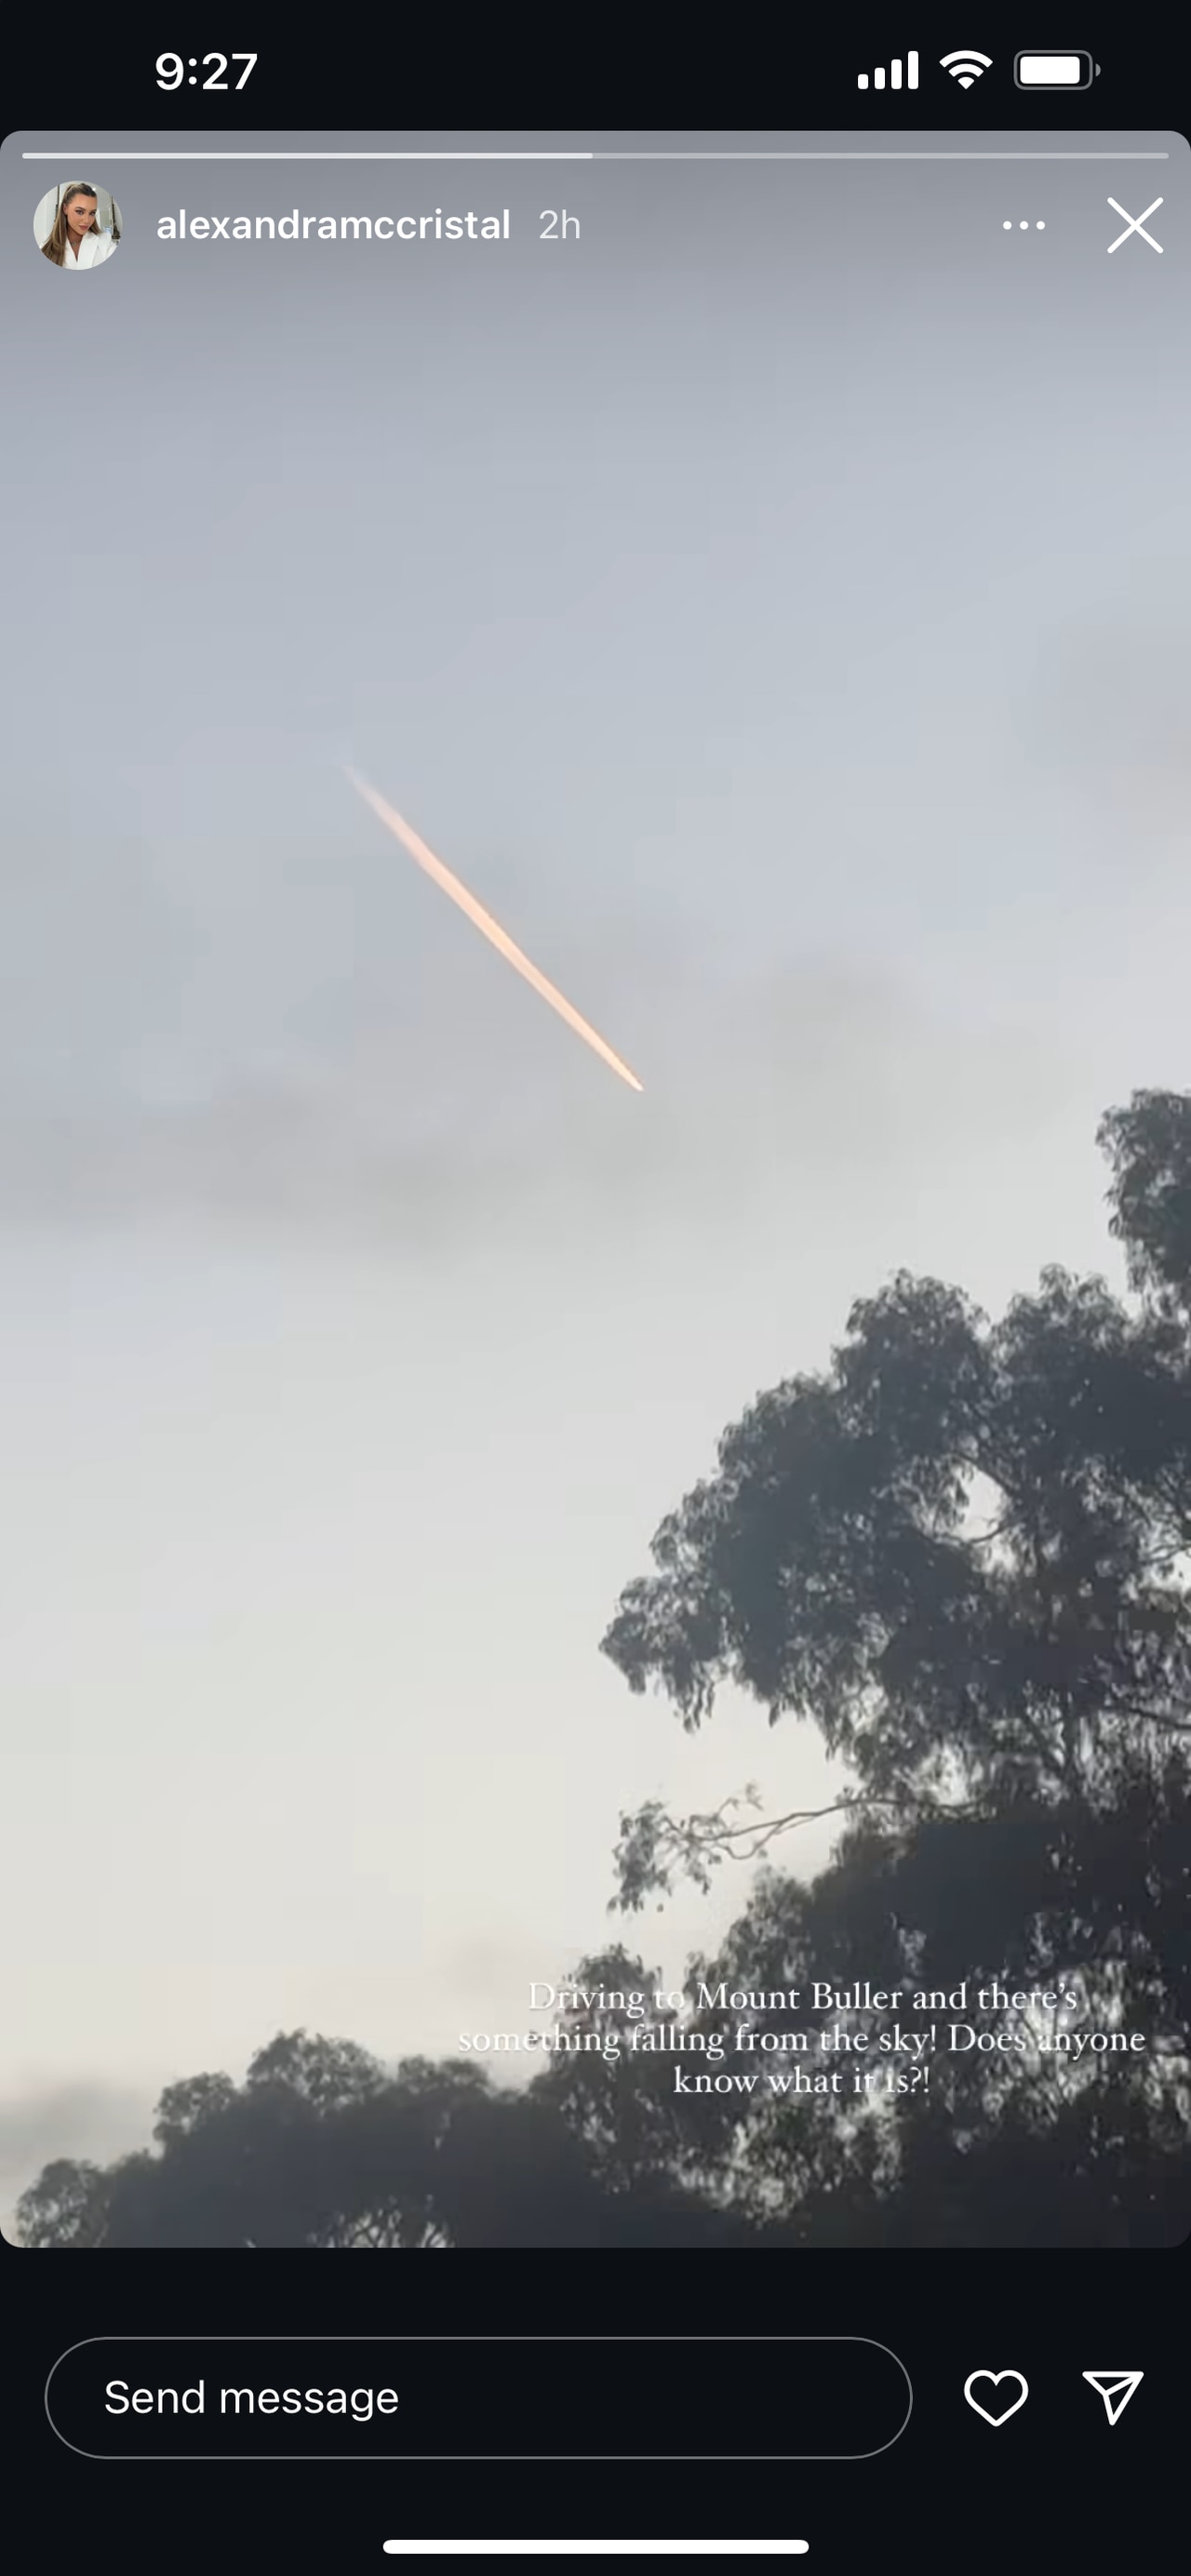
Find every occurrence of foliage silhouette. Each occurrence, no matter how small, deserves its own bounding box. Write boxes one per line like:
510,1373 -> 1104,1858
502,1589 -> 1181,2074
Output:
603,1088 -> 1191,1905
15,1091 -> 1191,2247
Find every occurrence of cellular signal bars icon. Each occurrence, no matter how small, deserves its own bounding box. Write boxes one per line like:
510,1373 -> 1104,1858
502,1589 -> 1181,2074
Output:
858,52 -> 919,89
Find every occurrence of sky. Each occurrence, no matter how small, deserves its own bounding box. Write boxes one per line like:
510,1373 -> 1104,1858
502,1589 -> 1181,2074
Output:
1,126 -> 1187,2225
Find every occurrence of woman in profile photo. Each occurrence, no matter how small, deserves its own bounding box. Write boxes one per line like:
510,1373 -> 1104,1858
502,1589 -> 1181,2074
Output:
39,181 -> 120,269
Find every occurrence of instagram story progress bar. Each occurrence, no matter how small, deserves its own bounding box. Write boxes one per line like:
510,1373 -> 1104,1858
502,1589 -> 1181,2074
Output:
859,53 -> 918,89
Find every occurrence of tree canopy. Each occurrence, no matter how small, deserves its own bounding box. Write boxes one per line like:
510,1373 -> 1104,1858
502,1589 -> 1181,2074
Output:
16,1089 -> 1191,2248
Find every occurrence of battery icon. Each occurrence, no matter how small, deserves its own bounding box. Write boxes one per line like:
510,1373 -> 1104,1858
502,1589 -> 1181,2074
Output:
1014,50 -> 1098,87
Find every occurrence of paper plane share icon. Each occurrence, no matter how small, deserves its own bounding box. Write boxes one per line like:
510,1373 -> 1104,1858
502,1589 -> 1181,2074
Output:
1082,2371 -> 1144,2425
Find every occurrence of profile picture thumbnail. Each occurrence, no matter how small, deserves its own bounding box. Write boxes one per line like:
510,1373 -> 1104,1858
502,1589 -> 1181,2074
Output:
33,180 -> 122,271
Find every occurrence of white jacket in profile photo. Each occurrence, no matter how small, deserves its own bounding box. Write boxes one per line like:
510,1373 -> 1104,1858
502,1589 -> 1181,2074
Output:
63,226 -> 117,269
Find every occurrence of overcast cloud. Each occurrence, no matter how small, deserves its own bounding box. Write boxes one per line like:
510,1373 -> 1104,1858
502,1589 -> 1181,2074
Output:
2,127 -> 1186,2222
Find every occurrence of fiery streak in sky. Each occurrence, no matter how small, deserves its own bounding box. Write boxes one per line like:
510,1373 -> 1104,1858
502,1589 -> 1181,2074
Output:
344,769 -> 644,1093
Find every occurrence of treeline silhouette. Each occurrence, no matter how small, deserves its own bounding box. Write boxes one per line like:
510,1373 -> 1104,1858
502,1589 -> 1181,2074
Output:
17,1089 -> 1191,2248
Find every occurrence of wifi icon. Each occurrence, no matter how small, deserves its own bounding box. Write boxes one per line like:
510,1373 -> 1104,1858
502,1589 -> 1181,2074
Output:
941,48 -> 993,87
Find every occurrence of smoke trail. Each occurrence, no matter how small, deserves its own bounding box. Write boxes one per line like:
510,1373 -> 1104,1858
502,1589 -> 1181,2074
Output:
345,769 -> 643,1093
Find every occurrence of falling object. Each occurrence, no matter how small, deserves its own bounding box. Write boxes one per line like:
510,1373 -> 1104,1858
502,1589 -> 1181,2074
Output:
345,768 -> 643,1092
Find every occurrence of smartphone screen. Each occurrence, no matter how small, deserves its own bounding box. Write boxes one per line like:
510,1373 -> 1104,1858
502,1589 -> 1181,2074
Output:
3,33 -> 1185,2573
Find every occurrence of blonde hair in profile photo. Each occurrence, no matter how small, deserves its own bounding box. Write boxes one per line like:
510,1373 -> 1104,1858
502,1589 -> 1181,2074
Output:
41,182 -> 122,266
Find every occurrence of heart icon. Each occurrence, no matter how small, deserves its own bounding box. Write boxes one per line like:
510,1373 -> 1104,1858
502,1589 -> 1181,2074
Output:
964,2369 -> 1029,2425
